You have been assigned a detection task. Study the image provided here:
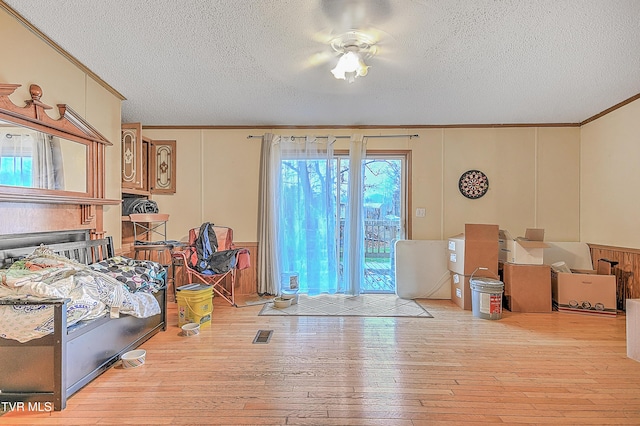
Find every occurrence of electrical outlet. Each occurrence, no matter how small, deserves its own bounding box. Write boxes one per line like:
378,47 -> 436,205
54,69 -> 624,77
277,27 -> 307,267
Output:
415,208 -> 426,217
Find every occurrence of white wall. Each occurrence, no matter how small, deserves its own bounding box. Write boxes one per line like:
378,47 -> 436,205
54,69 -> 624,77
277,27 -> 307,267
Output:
144,126 -> 581,244
580,99 -> 640,248
0,7 -> 122,243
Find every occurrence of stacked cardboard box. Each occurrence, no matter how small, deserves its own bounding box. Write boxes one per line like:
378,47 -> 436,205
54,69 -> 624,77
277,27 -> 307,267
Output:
499,228 -> 549,265
503,263 -> 551,312
499,228 -> 552,312
448,224 -> 499,310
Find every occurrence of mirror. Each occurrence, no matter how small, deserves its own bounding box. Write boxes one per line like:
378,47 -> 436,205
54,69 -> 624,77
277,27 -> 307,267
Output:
0,82 -> 113,204
0,120 -> 88,193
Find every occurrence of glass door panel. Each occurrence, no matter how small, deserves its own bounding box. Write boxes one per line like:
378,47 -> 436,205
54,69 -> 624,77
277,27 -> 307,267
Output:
338,155 -> 406,293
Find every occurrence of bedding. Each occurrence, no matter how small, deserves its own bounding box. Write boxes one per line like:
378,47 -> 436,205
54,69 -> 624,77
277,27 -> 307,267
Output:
88,255 -> 166,293
122,197 -> 159,215
0,246 -> 163,343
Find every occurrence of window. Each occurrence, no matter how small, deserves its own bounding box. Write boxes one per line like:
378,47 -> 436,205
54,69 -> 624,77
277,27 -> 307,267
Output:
0,133 -> 33,187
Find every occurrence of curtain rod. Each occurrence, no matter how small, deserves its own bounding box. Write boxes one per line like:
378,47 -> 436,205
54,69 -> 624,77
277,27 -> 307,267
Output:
246,134 -> 419,140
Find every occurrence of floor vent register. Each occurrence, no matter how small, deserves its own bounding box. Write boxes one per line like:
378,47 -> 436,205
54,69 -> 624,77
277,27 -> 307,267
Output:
252,329 -> 273,344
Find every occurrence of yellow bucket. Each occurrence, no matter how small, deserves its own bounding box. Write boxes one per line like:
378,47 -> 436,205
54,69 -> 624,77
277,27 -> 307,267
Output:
176,284 -> 213,328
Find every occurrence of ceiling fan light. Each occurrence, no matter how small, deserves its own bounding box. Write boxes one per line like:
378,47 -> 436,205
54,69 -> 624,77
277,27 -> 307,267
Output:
330,62 -> 347,80
345,71 -> 357,84
331,51 -> 369,83
356,59 -> 369,77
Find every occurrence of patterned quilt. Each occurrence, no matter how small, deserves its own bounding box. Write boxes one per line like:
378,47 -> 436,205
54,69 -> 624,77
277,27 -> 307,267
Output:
89,256 -> 166,293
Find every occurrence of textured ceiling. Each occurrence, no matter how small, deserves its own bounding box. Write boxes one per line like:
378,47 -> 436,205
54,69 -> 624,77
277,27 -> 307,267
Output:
4,0 -> 640,126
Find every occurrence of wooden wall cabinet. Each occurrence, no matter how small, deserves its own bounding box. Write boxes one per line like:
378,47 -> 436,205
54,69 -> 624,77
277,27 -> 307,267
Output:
150,140 -> 176,194
121,123 -> 144,192
121,123 -> 176,195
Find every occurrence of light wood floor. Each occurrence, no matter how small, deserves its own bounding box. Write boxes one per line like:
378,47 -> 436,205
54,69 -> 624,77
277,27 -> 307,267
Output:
3,297 -> 640,425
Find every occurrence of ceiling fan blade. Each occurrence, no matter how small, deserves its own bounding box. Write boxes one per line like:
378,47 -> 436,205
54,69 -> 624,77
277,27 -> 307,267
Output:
303,25 -> 394,72
310,26 -> 340,44
303,50 -> 337,69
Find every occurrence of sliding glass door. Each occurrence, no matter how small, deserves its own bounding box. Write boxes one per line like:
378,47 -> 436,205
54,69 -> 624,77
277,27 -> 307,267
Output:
279,147 -> 407,295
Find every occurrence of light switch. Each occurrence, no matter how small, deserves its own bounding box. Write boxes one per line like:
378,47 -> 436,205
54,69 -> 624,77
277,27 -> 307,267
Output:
415,208 -> 426,217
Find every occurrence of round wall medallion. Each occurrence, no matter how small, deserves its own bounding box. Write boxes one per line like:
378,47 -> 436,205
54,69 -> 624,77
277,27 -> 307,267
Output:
458,170 -> 489,199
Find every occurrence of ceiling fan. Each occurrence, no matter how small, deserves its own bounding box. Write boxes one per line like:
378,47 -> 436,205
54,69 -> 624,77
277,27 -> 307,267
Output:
329,30 -> 378,83
306,27 -> 388,83
301,0 -> 395,83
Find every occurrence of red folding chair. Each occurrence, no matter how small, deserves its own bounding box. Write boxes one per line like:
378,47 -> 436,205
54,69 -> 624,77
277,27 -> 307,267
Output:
173,224 -> 250,307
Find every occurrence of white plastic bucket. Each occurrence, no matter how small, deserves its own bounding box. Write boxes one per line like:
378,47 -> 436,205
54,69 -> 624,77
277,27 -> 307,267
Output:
470,277 -> 504,320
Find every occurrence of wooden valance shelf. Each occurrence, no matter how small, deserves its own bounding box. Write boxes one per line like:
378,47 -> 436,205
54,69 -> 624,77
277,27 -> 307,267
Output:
122,189 -> 151,197
0,194 -> 120,205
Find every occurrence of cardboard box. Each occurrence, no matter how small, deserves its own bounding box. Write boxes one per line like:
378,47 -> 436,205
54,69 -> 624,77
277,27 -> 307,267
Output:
447,233 -> 465,272
551,269 -> 616,316
503,263 -> 551,312
500,228 -> 549,265
447,224 -> 499,276
498,231 -> 507,263
450,272 -> 472,310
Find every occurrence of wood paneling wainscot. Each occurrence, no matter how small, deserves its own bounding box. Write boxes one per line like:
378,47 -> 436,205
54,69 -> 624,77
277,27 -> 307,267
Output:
233,242 -> 257,295
589,243 -> 639,311
0,202 -> 104,238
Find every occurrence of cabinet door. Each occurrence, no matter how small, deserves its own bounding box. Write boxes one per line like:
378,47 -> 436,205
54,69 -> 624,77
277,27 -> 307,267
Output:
141,137 -> 151,193
121,123 -> 144,191
150,140 -> 176,194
